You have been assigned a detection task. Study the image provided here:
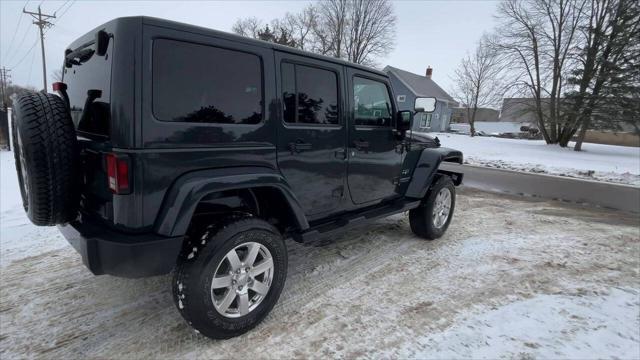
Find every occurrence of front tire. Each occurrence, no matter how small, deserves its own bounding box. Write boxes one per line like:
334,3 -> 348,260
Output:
172,215 -> 287,339
409,176 -> 456,240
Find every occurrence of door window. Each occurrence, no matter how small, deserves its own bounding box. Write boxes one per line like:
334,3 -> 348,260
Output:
153,39 -> 263,124
281,62 -> 339,125
420,113 -> 432,128
353,77 -> 393,127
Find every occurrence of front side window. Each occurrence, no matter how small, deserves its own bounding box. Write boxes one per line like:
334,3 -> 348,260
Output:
281,62 -> 339,125
153,39 -> 262,124
353,77 -> 393,127
420,113 -> 432,128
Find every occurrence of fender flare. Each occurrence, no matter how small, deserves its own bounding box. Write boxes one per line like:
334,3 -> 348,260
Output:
154,167 -> 309,237
404,147 -> 463,199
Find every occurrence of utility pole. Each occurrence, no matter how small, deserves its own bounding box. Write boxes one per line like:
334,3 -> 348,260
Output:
0,67 -> 11,109
23,6 -> 55,92
0,67 -> 11,150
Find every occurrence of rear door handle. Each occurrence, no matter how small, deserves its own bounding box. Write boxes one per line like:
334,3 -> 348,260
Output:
353,139 -> 370,151
288,139 -> 312,154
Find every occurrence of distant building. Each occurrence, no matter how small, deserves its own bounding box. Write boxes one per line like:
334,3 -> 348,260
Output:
499,98 -> 541,125
451,107 -> 500,123
384,66 -> 457,132
498,97 -> 638,146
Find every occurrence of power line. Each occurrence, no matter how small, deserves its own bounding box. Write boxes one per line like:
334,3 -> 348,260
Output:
27,48 -> 37,86
46,0 -> 76,32
23,5 -> 55,91
54,0 -> 71,14
4,1 -> 34,65
4,1 -> 30,50
4,12 -> 26,63
8,1 -> 76,74
10,39 -> 38,70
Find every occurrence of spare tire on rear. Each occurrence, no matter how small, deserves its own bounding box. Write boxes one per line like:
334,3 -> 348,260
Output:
12,92 -> 79,226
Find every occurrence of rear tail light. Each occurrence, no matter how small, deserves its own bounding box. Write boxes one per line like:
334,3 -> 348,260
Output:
106,153 -> 130,194
52,82 -> 67,91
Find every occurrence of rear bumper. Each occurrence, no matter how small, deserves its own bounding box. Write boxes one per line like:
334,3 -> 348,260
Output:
58,219 -> 183,278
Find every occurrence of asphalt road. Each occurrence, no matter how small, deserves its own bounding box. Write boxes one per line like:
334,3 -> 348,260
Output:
440,163 -> 640,213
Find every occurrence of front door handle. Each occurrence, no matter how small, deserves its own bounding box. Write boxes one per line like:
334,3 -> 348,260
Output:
353,139 -> 370,151
288,139 -> 312,154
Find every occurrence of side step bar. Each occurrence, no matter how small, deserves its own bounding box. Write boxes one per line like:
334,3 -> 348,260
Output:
292,199 -> 421,245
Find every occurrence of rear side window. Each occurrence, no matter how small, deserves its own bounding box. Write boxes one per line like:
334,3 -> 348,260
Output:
281,62 -> 339,125
153,39 -> 262,124
353,77 -> 393,127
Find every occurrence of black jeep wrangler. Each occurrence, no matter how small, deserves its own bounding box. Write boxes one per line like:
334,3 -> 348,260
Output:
12,17 -> 463,339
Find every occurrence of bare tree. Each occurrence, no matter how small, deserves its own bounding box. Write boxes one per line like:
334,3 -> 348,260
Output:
452,35 -> 504,136
277,5 -> 320,52
561,0 -> 640,150
231,17 -> 263,38
318,0 -> 348,58
344,0 -> 396,65
232,0 -> 396,65
232,17 -> 298,47
320,0 -> 396,65
494,0 -> 585,145
51,69 -> 63,84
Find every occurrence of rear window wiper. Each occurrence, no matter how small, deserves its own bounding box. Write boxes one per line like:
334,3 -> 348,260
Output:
64,30 -> 111,68
65,41 -> 95,68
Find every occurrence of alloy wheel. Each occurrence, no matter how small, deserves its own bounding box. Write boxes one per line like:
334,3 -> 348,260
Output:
210,242 -> 274,318
432,187 -> 452,229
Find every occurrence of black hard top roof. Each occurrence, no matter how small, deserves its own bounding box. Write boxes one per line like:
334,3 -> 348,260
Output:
83,16 -> 387,77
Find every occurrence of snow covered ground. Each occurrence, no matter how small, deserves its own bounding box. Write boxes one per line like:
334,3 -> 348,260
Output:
1,152 -> 70,264
1,150 -> 639,359
431,132 -> 640,186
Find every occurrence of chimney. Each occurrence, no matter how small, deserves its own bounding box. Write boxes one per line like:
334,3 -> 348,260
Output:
426,66 -> 433,79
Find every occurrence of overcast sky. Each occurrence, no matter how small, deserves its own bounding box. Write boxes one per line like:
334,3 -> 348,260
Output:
1,0 -> 499,93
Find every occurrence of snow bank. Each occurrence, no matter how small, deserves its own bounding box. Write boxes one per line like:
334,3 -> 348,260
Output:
432,132 -> 640,185
0,151 -> 21,213
450,122 -> 528,135
0,151 -> 68,265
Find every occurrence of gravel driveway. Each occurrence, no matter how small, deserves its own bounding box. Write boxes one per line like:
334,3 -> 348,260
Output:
1,188 -> 638,359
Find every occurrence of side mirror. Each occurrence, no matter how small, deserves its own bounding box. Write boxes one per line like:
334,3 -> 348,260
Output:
396,110 -> 413,136
95,30 -> 110,57
414,97 -> 436,113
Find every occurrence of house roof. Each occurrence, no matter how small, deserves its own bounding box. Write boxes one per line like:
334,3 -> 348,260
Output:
383,66 -> 456,103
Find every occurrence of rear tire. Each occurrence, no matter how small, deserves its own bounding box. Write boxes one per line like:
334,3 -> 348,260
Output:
172,214 -> 287,339
409,176 -> 456,240
12,92 -> 79,226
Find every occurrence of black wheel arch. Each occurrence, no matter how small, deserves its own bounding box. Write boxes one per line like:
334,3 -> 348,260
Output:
153,166 -> 309,237
403,147 -> 464,200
